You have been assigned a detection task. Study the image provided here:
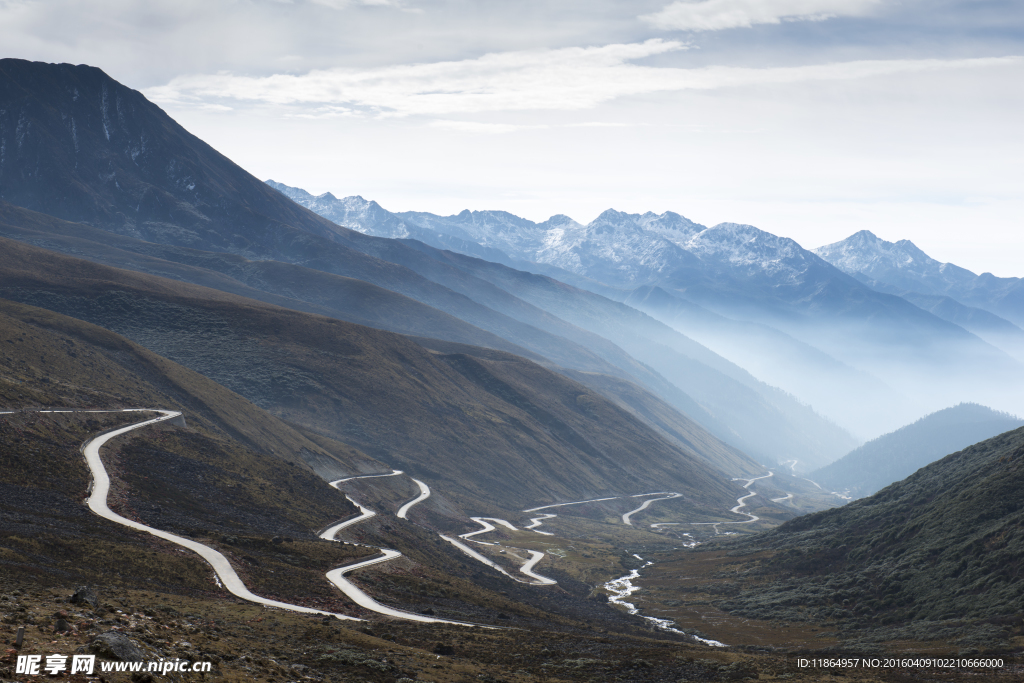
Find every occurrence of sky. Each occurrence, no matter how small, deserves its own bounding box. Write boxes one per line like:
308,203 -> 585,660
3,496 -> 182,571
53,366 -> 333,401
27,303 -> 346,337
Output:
2,0 -> 1022,275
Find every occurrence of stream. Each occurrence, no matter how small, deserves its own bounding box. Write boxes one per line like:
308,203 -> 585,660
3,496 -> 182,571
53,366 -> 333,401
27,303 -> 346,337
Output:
603,553 -> 725,647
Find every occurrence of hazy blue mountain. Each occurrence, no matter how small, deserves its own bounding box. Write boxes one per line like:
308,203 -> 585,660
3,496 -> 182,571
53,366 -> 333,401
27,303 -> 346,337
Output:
894,290 -> 1024,364
810,403 -> 1024,498
260,188 -> 861,468
624,285 -> 902,440
815,229 -> 1024,328
274,180 -> 1024,439
395,243 -> 859,469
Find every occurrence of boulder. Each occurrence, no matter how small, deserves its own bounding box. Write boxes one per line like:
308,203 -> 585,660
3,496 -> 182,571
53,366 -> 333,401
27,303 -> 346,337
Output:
69,586 -> 99,609
89,631 -> 144,661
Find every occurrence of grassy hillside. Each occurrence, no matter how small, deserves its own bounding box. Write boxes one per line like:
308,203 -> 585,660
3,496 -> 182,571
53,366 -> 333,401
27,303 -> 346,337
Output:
812,403 -> 1024,497
0,298 -> 376,472
0,299 -> 390,602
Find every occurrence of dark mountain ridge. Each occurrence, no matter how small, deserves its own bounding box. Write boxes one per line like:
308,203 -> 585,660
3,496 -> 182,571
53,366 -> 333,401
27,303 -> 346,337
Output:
0,238 -> 755,514
0,58 -> 856,468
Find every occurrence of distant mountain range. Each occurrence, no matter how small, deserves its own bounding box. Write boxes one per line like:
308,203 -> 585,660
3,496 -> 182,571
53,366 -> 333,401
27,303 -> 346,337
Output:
267,182 -> 1024,441
815,230 -> 1024,363
815,230 -> 1024,325
810,403 -> 1024,498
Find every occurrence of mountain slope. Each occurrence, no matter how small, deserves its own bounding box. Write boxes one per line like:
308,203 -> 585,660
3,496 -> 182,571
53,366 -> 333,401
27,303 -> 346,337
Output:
0,59 -> 347,252
393,242 -> 858,468
710,423 -> 1024,651
810,403 -> 1024,498
0,238 -> 751,513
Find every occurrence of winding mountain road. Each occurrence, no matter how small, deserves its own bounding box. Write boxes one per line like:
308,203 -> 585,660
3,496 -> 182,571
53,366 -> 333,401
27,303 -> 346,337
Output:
453,518 -> 557,585
323,472 -> 490,625
320,495 -> 376,541
461,517 -> 518,542
622,492 -> 683,525
79,409 -> 360,620
521,491 -> 684,532
397,479 -> 431,519
23,409 -> 500,626
524,514 -> 555,536
692,471 -> 773,535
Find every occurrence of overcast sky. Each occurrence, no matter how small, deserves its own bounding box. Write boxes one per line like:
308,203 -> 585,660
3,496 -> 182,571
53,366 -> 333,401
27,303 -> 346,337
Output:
3,0 -> 1022,275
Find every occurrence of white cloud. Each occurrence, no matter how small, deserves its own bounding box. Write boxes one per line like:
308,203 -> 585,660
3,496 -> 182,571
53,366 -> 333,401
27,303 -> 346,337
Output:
427,120 -> 633,134
145,40 -> 1021,117
428,120 -> 544,134
641,0 -> 881,32
146,39 -> 687,114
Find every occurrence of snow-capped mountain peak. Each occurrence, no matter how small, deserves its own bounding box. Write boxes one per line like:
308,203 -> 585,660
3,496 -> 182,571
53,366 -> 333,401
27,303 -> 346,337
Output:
684,223 -> 815,281
267,179 -> 831,287
814,230 -> 946,276
539,213 -> 578,227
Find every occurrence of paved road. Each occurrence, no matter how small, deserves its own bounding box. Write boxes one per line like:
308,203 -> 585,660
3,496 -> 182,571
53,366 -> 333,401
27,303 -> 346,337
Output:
456,518 -> 557,585
79,409 -> 359,620
330,470 -> 404,484
397,479 -> 431,519
518,550 -> 557,585
324,549 -> 485,626
523,496 -> 620,513
320,496 -> 376,541
524,514 -> 555,536
461,517 -> 518,541
621,492 -> 682,525
691,471 -> 773,534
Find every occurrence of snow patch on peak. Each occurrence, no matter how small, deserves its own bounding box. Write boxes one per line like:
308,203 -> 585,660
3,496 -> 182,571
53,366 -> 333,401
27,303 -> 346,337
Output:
814,231 -> 942,276
688,223 -> 811,280
541,214 -> 581,229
